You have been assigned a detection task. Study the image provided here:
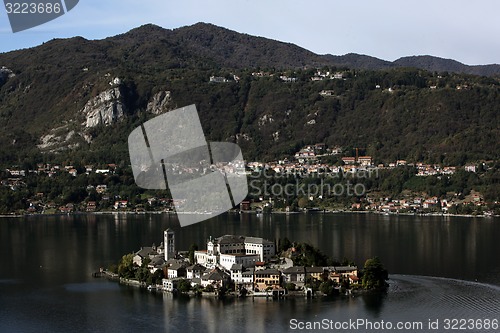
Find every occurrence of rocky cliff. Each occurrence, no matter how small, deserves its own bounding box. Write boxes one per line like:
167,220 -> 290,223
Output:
83,83 -> 126,128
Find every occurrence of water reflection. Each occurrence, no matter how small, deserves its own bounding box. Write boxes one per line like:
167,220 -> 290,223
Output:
361,291 -> 387,317
1,214 -> 500,332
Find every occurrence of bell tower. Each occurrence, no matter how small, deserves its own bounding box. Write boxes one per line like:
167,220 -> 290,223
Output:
164,228 -> 175,261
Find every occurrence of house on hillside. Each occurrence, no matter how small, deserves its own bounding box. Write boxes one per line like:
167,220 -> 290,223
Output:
342,157 -> 356,165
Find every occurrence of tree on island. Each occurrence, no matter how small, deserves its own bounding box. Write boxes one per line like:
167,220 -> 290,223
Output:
304,276 -> 321,292
117,253 -> 135,279
177,279 -> 192,293
204,284 -> 215,292
361,257 -> 388,290
298,197 -> 309,210
291,242 -> 331,267
188,243 -> 199,264
147,269 -> 164,286
319,280 -> 337,296
278,237 -> 292,253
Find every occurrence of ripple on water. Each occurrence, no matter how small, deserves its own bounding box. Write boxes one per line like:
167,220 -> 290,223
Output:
384,275 -> 500,325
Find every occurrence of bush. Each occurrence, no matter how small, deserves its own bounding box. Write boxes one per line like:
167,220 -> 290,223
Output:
319,280 -> 337,296
361,257 -> 388,290
177,278 -> 192,293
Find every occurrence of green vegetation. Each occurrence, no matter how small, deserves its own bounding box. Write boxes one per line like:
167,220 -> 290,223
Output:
117,254 -> 135,279
188,243 -> 199,265
361,257 -> 389,290
288,242 -> 333,267
0,24 -> 499,215
247,163 -> 500,215
279,239 -> 387,292
116,253 -> 164,285
319,280 -> 338,296
176,279 -> 192,293
1,25 -> 499,165
204,284 -> 215,293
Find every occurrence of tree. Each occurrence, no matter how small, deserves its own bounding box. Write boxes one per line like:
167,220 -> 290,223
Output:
117,253 -> 135,279
150,269 -> 164,285
135,257 -> 152,282
319,280 -> 337,296
292,242 -> 329,267
177,279 -> 192,293
135,265 -> 150,283
305,276 -> 320,292
298,197 -> 309,209
107,264 -> 118,274
361,257 -> 388,290
278,237 -> 292,253
193,284 -> 204,296
188,243 -> 199,264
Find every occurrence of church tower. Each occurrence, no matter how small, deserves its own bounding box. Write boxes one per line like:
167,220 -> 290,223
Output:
164,228 -> 175,261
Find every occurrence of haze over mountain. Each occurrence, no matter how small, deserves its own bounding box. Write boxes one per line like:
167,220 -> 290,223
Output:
0,22 -> 498,166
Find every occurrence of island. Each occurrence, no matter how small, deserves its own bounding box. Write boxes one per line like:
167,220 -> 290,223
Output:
105,229 -> 388,298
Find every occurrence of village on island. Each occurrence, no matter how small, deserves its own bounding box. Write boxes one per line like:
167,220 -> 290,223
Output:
105,228 -> 387,299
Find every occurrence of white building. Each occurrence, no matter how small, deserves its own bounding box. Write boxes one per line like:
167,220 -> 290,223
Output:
465,164 -> 477,173
186,264 -> 206,279
194,235 -> 276,269
194,250 -> 218,268
162,279 -> 178,292
230,264 -> 254,288
167,262 -> 186,279
164,229 -> 175,261
219,253 -> 260,270
244,237 -> 275,262
132,247 -> 157,266
200,268 -> 229,288
209,76 -> 228,83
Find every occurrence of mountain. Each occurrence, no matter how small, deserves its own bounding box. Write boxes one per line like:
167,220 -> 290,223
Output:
393,55 -> 500,77
323,53 -> 394,70
111,23 -> 500,74
0,22 -> 499,168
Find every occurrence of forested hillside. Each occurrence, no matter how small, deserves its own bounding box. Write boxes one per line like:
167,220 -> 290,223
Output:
0,23 -> 498,167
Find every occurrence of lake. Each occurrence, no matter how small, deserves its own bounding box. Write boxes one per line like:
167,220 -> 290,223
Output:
0,213 -> 499,332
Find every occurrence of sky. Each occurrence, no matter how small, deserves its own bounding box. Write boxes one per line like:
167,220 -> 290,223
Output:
1,0 -> 499,65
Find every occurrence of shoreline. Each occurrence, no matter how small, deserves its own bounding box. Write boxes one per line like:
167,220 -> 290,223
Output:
104,273 -> 500,296
1,210 -> 497,219
115,276 -> 372,299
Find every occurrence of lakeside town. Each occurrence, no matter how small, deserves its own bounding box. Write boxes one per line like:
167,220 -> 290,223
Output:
1,142 -> 498,217
106,229 -> 388,298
